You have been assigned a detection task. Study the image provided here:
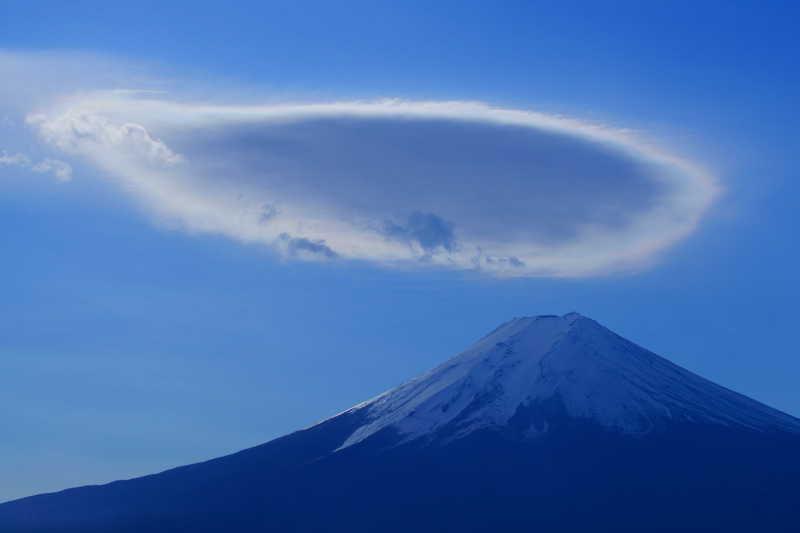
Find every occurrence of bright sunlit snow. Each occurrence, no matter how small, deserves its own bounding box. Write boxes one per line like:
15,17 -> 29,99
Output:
336,313 -> 800,450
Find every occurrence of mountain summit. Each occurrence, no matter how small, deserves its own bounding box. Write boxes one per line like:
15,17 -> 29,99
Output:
336,313 -> 799,448
2,313 -> 799,532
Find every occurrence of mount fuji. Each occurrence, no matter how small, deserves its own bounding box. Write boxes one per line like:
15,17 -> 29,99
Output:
2,313 -> 799,532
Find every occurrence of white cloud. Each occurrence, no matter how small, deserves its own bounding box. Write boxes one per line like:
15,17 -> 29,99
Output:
1,51 -> 718,277
31,158 -> 73,182
0,151 -> 30,166
25,92 -> 718,277
28,110 -> 181,168
0,150 -> 72,182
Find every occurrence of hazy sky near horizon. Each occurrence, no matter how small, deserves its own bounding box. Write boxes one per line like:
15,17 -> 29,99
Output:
1,1 -> 799,502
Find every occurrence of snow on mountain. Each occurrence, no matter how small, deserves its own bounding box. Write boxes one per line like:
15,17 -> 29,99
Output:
336,313 -> 800,449
3,312 -> 800,533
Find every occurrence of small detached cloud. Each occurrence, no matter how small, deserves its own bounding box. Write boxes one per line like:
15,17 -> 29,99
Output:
0,151 -> 29,166
0,150 -> 72,182
22,91 -> 718,278
32,158 -> 73,181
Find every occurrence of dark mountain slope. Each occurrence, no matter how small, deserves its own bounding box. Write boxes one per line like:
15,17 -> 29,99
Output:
2,313 -> 799,532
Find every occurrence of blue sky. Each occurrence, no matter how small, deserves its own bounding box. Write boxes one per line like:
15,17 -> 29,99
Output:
1,1 -> 799,501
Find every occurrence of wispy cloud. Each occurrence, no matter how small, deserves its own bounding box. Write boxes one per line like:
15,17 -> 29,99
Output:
3,52 -> 719,277
0,151 -> 30,166
0,150 -> 72,182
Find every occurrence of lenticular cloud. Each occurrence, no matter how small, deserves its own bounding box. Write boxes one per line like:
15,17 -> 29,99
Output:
29,94 -> 718,277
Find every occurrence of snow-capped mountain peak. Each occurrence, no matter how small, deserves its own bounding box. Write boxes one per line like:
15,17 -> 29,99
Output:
336,313 -> 800,449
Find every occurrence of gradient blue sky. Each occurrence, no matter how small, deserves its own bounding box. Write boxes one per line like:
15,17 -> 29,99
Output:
1,1 -> 799,501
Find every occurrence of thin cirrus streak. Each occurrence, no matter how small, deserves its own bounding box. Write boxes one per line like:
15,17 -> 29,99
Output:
27,93 -> 719,277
